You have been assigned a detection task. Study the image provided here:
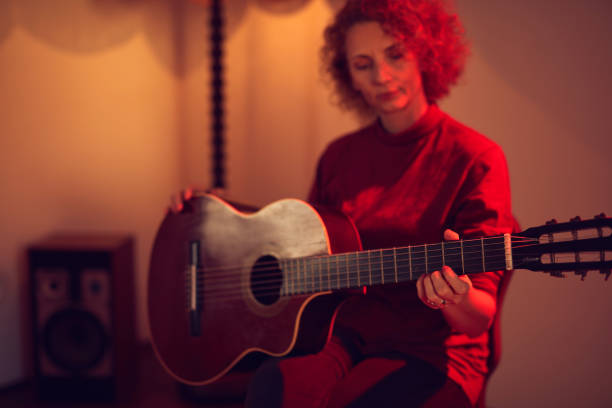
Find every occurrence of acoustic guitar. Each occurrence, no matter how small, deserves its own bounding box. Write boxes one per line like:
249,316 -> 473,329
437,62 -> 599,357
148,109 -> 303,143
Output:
148,193 -> 611,386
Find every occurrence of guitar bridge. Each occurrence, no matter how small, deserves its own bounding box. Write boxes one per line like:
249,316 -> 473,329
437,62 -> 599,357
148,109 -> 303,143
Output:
186,240 -> 202,336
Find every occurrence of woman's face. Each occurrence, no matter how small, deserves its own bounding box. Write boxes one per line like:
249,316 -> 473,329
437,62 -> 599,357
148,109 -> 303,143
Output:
345,21 -> 427,117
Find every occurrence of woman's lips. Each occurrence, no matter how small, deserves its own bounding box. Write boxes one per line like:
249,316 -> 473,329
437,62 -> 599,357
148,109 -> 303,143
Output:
377,90 -> 399,101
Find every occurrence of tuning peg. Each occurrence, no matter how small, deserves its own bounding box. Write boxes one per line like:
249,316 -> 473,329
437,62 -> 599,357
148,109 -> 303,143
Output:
570,216 -> 582,223
595,213 -> 607,219
546,219 -> 558,225
602,269 -> 611,281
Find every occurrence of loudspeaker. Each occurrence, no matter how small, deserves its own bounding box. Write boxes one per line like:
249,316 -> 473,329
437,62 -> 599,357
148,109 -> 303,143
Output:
28,234 -> 136,401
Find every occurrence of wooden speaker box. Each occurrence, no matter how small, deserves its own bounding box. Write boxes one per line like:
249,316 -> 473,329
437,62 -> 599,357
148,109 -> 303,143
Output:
27,234 -> 136,401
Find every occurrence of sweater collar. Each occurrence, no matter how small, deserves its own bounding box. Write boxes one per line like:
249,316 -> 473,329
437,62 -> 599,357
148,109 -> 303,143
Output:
372,104 -> 443,146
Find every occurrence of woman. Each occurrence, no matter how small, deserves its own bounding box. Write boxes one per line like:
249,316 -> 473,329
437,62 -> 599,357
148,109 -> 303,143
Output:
246,0 -> 514,407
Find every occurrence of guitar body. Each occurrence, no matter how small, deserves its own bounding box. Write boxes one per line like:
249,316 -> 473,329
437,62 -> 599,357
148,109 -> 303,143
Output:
148,194 -> 362,385
149,194 -> 612,387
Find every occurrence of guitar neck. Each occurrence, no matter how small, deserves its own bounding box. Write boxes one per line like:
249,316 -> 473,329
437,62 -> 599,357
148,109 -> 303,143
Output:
280,235 -> 511,296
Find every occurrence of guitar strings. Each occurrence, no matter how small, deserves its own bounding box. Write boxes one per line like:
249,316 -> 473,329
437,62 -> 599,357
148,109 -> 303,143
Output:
198,256 -> 512,303
181,237 -> 539,302
196,248 -> 509,289
196,252 -> 515,302
194,237 -> 538,285
193,237 -> 538,288
200,250 -> 612,303
183,236 -> 607,303
194,236 -> 537,278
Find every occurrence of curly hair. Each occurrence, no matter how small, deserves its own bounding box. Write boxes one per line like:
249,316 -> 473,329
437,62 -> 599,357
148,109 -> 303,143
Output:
321,0 -> 468,114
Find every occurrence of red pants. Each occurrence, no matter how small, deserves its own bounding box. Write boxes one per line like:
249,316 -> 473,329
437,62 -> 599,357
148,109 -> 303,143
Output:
245,336 -> 471,408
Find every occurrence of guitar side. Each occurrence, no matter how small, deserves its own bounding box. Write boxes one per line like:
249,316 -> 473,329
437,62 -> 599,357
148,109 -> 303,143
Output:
147,194 -> 361,385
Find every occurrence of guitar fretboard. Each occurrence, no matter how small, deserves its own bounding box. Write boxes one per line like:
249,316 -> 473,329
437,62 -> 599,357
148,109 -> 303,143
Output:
280,236 -> 509,296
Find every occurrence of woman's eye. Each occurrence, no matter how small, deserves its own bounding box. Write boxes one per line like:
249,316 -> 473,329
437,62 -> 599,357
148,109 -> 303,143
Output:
353,62 -> 371,71
388,51 -> 404,60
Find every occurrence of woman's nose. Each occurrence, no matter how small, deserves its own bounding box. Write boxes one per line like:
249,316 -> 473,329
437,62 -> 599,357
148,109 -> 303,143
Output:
372,62 -> 392,84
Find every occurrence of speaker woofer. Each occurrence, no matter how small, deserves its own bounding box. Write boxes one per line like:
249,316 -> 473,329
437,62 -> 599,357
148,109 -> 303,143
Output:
42,308 -> 109,373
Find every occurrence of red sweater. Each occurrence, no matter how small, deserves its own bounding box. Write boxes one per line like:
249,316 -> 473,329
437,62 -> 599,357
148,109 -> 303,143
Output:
308,105 -> 514,404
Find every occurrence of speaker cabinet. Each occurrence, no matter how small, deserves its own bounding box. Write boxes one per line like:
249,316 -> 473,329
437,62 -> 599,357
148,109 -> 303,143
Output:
28,234 -> 136,401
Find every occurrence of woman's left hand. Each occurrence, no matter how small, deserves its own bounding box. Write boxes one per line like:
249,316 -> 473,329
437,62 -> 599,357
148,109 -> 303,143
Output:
416,229 -> 472,309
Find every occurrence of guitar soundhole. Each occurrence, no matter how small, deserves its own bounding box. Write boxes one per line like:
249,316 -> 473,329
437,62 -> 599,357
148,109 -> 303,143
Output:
251,255 -> 282,306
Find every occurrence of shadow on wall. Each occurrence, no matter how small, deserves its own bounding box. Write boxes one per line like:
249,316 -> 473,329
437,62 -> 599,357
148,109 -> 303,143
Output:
0,0 -> 355,77
0,0 -> 250,76
458,0 -> 612,154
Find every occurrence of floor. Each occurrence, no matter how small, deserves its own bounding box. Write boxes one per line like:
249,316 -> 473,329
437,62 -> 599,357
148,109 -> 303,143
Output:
0,345 -> 246,408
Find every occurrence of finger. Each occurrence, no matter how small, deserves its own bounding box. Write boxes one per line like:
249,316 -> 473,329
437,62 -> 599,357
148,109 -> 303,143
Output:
444,229 -> 460,241
416,274 -> 425,302
423,273 -> 446,307
430,270 -> 453,301
416,274 -> 435,306
441,265 -> 471,295
182,187 -> 194,201
169,194 -> 183,213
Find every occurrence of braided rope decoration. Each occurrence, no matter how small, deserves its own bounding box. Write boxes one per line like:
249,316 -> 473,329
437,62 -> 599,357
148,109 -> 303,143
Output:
209,0 -> 225,189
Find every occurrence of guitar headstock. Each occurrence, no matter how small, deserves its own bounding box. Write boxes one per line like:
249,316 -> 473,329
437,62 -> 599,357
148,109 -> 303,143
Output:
512,214 -> 612,280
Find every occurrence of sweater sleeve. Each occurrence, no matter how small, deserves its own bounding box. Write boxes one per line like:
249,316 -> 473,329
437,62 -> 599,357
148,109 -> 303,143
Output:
449,145 -> 515,297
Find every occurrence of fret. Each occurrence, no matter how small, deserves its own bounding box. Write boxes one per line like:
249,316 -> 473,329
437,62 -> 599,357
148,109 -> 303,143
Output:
357,252 -> 370,287
298,258 -> 304,294
347,253 -> 359,288
301,258 -> 307,294
355,252 -> 360,287
305,258 -> 310,293
409,246 -> 413,280
289,259 -> 294,295
335,254 -> 344,288
338,254 -> 348,289
460,240 -> 465,275
411,245 -> 426,279
290,259 -> 296,295
317,257 -> 322,291
325,256 -> 330,290
336,254 -> 341,289
427,243 -> 444,273
481,237 -> 486,272
370,250 -> 383,285
441,241 -> 445,266
486,236 -> 508,272
296,258 -> 300,294
367,250 -> 372,285
308,258 -> 314,293
424,243 -> 428,274
309,258 -> 313,292
393,248 -> 398,283
328,256 -> 338,290
281,259 -> 288,296
308,258 -> 318,293
293,258 -> 298,294
463,239 -> 485,275
380,249 -> 392,284
336,254 -> 346,289
444,241 -> 463,275
395,247 -> 411,282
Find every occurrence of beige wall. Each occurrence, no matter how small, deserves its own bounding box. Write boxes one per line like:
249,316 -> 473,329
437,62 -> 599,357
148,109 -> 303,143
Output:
0,0 -> 185,386
1,0 -> 611,406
